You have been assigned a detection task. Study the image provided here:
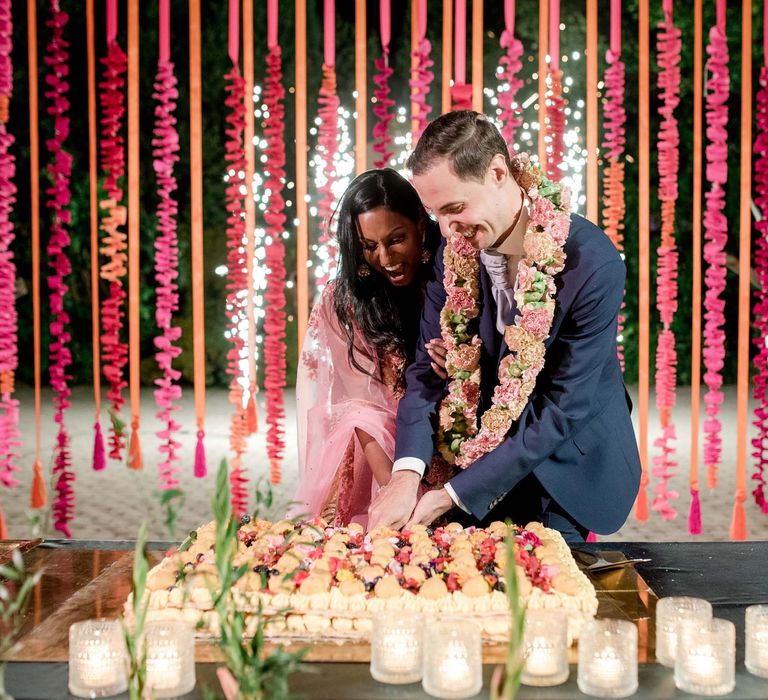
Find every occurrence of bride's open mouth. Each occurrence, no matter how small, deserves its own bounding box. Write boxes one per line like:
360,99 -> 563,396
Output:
383,263 -> 406,282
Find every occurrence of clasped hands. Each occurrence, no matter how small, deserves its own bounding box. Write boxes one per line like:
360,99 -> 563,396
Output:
368,470 -> 454,530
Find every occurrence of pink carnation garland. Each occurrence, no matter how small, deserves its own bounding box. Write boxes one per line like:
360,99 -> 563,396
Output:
702,2 -> 729,488
152,56 -> 183,492
752,62 -> 768,514
651,0 -> 681,521
0,0 -> 20,529
263,45 -> 288,485
44,0 -> 75,536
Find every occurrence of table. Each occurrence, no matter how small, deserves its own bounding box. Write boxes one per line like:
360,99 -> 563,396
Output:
4,540 -> 768,699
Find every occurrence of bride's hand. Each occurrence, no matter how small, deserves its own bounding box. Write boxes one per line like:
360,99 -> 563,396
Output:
426,338 -> 448,380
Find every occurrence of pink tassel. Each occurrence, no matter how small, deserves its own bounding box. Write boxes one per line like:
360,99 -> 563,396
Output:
688,488 -> 702,535
373,50 -> 394,167
194,429 -> 206,478
92,421 -> 106,471
450,82 -> 473,112
498,28 -> 524,148
263,45 -> 287,482
410,37 -> 433,141
586,531 -> 598,543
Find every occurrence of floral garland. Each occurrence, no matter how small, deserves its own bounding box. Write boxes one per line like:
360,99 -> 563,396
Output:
752,61 -> 768,514
45,0 -> 75,536
409,0 -> 433,142
316,63 -> 339,287
437,156 -> 570,467
497,6 -> 524,148
651,0 -> 681,521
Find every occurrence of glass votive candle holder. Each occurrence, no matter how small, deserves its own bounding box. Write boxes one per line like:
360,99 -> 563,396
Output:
577,619 -> 638,698
745,605 -> 768,678
422,621 -> 483,699
144,620 -> 196,699
68,619 -> 128,698
674,617 -> 735,696
655,596 -> 713,667
521,609 -> 569,687
370,611 -> 424,684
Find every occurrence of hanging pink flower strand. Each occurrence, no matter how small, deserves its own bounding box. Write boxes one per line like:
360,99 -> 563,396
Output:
751,8 -> 768,514
152,0 -> 183,492
602,0 -> 627,374
98,0 -> 129,462
44,0 -> 75,536
544,0 -> 565,181
224,0 -> 249,517
651,0 -> 681,522
316,0 -> 340,287
702,0 -> 729,488
263,1 -> 288,485
497,0 -> 524,148
0,0 -> 21,525
409,0 -> 433,142
373,0 -> 394,168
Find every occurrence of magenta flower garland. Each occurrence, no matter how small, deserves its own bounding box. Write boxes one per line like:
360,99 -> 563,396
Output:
497,1 -> 524,148
752,61 -> 768,514
224,62 -> 249,517
409,0 -> 433,142
263,43 -> 287,485
152,53 -> 182,491
316,63 -> 340,286
651,0 -> 681,521
0,0 -> 20,517
702,1 -> 729,488
44,0 -> 75,536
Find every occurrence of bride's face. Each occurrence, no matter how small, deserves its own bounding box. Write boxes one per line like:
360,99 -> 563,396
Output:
356,206 -> 423,286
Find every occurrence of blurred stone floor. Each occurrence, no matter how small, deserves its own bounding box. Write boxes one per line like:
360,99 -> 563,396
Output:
2,385 -> 767,543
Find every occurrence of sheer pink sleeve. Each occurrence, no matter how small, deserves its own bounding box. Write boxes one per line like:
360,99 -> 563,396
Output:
292,285 -> 398,526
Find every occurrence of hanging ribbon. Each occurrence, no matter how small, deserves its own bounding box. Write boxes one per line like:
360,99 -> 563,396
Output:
316,0 -> 340,286
0,0 -> 20,536
752,0 -> 768,515
373,0 -> 395,166
99,0 -> 129,462
731,0 -> 752,540
702,0 -> 729,488
450,0 -> 472,110
86,0 -> 105,473
264,0 -> 287,485
410,0 -> 433,141
224,0 -> 249,517
602,0 -> 626,373
651,0 -> 681,521
544,0 -> 565,181
44,0 -> 75,535
497,0 -> 524,149
153,0 -> 183,492
189,0 -> 207,478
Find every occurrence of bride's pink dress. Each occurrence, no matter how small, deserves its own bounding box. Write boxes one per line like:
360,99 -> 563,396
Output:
292,284 -> 403,527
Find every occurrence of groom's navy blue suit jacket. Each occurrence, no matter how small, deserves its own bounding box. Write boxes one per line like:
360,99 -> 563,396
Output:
395,213 -> 641,534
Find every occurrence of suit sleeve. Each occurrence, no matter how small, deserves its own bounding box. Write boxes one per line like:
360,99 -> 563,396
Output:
448,258 -> 626,520
394,239 -> 449,464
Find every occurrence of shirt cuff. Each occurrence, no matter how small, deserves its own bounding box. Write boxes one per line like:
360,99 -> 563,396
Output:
444,482 -> 470,513
392,457 -> 427,478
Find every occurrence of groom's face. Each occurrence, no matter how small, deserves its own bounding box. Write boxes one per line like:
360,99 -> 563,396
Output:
412,155 -> 512,251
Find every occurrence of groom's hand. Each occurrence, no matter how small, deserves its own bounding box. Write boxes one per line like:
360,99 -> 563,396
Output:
405,488 -> 453,529
368,470 -> 420,530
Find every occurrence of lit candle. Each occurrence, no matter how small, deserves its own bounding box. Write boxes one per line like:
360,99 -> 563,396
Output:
525,639 -> 559,677
69,619 -> 128,698
577,619 -> 638,698
674,618 -> 735,696
438,642 -> 473,691
521,610 -> 569,687
370,612 -> 423,684
746,605 -> 768,678
422,621 -> 483,699
655,596 -> 712,667
144,620 -> 196,699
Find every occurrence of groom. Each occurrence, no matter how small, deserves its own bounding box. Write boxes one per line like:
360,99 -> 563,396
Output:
368,111 -> 640,542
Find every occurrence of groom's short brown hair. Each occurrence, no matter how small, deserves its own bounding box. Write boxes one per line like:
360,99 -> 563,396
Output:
407,110 -> 513,182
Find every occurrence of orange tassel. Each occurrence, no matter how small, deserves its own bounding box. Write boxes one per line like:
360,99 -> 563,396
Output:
129,428 -> 143,470
31,458 -> 47,508
270,458 -> 281,485
246,393 -> 258,434
729,497 -> 747,540
0,506 -> 7,539
634,485 -> 649,522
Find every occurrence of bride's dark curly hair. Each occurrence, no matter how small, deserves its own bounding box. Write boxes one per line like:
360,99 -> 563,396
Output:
332,168 -> 440,384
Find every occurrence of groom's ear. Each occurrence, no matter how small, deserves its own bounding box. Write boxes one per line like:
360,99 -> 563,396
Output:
489,153 -> 509,185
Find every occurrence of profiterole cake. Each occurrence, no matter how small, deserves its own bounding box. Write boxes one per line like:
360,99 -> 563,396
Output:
128,518 -> 597,643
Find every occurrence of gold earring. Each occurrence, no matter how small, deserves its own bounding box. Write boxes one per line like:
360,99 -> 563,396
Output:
421,248 -> 430,264
357,263 -> 371,278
